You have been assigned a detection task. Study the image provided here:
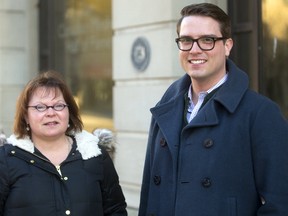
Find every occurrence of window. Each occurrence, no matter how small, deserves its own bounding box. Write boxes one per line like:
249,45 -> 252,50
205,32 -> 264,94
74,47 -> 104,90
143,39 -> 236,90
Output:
229,0 -> 288,118
39,0 -> 113,131
228,0 -> 259,90
262,0 -> 288,117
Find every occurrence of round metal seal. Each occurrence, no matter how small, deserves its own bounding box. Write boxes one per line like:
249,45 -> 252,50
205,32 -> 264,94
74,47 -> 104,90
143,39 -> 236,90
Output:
131,37 -> 151,72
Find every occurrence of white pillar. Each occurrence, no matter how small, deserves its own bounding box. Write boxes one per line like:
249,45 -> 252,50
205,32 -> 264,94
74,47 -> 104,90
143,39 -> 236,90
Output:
112,0 -> 188,215
0,0 -> 38,135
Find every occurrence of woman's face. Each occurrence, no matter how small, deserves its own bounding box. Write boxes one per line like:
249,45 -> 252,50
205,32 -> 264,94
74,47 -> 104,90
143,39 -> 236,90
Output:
26,87 -> 69,142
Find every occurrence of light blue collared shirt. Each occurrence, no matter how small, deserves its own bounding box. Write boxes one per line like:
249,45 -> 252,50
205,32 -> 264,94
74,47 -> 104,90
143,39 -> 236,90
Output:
187,73 -> 228,122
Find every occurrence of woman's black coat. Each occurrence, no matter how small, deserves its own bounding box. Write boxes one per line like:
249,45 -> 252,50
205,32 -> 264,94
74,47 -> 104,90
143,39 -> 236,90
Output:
0,130 -> 127,216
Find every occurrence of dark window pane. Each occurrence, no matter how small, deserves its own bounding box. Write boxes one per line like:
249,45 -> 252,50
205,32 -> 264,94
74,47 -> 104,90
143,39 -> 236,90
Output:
39,0 -> 113,131
262,0 -> 288,117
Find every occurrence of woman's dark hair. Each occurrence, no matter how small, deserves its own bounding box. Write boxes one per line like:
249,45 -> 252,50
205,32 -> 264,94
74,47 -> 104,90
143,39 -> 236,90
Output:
176,3 -> 231,39
14,70 -> 83,138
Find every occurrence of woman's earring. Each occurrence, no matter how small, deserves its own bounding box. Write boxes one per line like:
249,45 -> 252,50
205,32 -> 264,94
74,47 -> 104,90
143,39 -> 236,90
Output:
26,124 -> 30,131
67,124 -> 70,128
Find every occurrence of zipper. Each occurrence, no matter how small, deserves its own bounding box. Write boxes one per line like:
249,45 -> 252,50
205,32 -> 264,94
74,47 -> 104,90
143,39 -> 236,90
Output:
55,165 -> 62,177
11,146 -> 79,178
31,152 -> 64,177
32,153 -> 65,177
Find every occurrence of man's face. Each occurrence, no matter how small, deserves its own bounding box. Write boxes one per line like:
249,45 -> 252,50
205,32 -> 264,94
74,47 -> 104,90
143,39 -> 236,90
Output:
178,15 -> 233,88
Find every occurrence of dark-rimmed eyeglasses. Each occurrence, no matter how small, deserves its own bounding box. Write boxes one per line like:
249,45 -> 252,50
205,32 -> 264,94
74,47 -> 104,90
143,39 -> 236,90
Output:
27,103 -> 69,112
175,36 -> 227,51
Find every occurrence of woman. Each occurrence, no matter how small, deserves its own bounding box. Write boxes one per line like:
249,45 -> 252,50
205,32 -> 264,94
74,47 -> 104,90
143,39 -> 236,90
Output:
0,71 -> 127,216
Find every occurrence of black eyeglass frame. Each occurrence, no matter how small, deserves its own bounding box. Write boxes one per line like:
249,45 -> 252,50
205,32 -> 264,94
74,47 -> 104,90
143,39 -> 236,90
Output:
175,36 -> 227,51
27,103 -> 69,112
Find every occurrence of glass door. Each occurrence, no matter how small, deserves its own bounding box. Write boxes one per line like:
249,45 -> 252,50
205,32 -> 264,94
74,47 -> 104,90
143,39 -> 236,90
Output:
262,0 -> 288,117
39,0 -> 113,132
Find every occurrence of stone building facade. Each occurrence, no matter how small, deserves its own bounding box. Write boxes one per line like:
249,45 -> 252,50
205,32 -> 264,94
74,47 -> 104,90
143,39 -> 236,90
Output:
1,0 -> 287,215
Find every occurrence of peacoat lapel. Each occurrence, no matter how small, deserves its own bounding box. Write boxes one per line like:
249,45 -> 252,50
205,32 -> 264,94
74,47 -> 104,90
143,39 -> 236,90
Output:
150,93 -> 186,158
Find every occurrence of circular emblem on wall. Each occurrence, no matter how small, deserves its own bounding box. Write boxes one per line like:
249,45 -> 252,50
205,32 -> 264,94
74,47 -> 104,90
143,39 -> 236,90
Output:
131,37 -> 151,72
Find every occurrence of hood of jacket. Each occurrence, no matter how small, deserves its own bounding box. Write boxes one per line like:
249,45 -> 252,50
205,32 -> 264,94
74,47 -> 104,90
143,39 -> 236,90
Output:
6,130 -> 102,160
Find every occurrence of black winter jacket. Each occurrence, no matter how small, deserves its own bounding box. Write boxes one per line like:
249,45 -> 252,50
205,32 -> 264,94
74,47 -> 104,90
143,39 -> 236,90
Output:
0,130 -> 127,216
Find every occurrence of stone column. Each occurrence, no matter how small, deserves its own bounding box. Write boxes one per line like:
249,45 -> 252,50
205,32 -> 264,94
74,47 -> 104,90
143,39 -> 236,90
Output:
0,0 -> 38,135
112,0 -> 187,214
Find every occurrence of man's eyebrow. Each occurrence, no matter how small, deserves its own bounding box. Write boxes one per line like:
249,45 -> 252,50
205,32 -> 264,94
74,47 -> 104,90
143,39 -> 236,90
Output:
179,34 -> 218,38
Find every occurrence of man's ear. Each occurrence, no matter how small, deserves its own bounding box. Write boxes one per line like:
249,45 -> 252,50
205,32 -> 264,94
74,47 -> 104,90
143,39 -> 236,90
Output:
225,38 -> 233,57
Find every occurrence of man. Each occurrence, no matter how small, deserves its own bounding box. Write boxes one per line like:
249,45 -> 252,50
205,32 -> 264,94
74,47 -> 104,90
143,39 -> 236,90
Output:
138,3 -> 288,216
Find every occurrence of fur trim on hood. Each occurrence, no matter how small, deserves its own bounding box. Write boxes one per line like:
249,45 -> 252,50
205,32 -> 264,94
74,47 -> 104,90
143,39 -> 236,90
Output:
6,130 -> 106,160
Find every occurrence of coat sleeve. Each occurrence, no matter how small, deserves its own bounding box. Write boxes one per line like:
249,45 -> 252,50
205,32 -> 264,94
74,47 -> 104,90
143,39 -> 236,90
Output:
100,148 -> 127,216
251,99 -> 288,215
0,147 -> 9,216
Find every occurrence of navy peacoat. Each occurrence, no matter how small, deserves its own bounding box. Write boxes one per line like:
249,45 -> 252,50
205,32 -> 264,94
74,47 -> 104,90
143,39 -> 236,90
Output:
138,59 -> 288,216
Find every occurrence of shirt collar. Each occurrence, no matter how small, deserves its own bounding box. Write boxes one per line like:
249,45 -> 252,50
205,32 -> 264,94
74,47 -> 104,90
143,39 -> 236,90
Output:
188,73 -> 228,104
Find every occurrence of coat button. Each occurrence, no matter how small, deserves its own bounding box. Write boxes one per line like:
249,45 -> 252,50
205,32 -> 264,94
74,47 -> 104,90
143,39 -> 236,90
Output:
201,177 -> 212,188
153,175 -> 161,185
203,139 -> 213,148
160,138 -> 167,147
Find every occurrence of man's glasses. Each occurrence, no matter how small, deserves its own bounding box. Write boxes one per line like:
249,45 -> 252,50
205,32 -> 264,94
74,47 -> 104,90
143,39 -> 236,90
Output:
175,36 -> 227,51
27,103 -> 68,112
